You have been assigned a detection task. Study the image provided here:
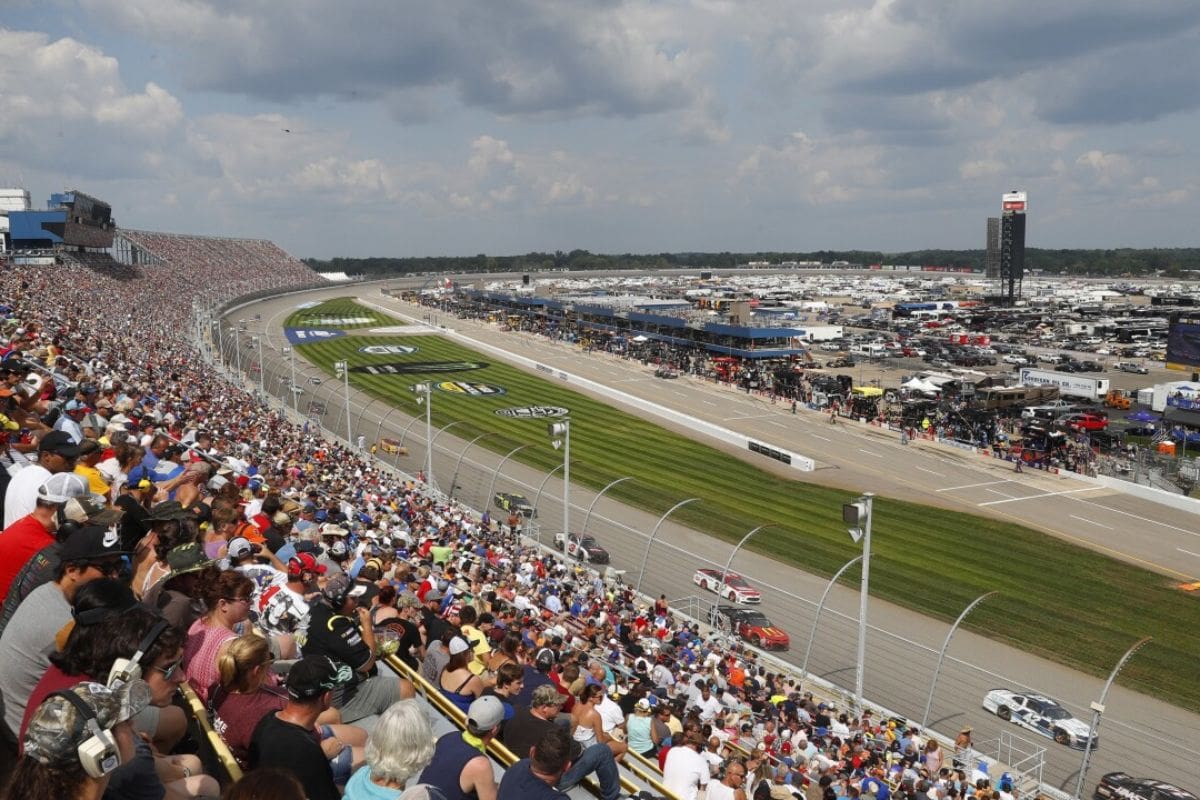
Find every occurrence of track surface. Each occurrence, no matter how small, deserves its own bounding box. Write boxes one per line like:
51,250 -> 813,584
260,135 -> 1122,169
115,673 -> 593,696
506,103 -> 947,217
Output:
229,284 -> 1200,796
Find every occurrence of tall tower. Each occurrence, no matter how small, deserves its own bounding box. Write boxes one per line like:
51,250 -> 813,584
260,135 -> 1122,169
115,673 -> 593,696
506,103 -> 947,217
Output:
999,190 -> 1027,304
985,217 -> 1000,279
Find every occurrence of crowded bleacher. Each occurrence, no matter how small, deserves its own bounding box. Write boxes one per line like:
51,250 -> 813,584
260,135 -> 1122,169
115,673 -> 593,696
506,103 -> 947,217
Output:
0,238 -> 1013,800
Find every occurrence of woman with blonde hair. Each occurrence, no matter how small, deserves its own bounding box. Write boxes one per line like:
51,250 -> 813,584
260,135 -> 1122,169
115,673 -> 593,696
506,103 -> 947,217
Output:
344,700 -> 436,800
210,634 -> 367,776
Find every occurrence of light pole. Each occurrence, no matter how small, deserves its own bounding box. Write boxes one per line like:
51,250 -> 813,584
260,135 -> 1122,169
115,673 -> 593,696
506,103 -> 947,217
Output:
715,523 -> 779,610
547,420 -> 570,540
581,476 -> 635,537
282,346 -> 297,411
449,432 -> 499,501
412,383 -> 433,483
802,555 -> 863,675
922,591 -> 998,727
334,360 -> 352,444
428,420 -> 468,492
843,492 -> 875,715
635,497 -> 700,594
1074,637 -> 1152,800
253,336 -> 265,394
232,327 -> 242,379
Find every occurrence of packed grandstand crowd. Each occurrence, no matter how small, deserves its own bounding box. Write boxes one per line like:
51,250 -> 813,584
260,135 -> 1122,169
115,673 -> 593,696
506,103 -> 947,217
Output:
0,242 -> 1014,800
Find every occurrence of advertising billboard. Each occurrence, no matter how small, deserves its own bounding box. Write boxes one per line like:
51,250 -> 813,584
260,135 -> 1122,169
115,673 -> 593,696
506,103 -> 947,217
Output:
1002,190 -> 1027,212
1166,313 -> 1200,370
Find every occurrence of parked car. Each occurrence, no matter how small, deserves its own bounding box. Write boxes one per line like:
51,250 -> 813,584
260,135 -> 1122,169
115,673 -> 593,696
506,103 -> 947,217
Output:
1095,773 -> 1196,800
693,568 -> 762,603
554,532 -> 610,564
1116,362 -> 1149,374
494,492 -> 536,518
654,367 -> 678,379
1002,354 -> 1029,365
981,689 -> 1096,748
825,357 -> 856,368
712,605 -> 789,650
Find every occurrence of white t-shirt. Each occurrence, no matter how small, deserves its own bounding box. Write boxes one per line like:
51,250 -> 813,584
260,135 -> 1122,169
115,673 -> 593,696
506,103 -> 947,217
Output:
597,695 -> 626,734
663,745 -> 710,800
696,693 -> 724,722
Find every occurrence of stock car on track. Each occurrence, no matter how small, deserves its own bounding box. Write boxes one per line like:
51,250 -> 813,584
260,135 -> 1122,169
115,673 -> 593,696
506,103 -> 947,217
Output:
493,492 -> 536,518
982,689 -> 1096,748
693,569 -> 762,603
712,605 -> 789,650
1095,773 -> 1197,800
554,532 -> 610,564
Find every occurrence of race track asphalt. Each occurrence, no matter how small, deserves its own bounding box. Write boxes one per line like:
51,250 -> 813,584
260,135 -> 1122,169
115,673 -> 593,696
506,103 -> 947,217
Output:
227,282 -> 1200,796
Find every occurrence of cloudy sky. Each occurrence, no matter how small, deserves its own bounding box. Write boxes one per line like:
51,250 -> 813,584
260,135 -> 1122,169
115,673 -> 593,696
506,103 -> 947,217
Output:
2,1 -> 1198,259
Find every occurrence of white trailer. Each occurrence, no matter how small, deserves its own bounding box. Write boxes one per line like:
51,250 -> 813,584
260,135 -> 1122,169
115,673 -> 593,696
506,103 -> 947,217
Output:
1018,368 -> 1110,401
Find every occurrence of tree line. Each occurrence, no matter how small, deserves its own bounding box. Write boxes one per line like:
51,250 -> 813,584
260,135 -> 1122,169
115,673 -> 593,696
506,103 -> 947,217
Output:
304,247 -> 1200,278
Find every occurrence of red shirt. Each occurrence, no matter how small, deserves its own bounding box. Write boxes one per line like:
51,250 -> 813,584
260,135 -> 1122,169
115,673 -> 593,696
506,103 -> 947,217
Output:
22,664 -> 88,745
0,515 -> 55,603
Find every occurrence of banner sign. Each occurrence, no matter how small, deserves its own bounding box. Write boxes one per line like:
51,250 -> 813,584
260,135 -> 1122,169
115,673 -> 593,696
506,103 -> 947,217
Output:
285,328 -> 345,344
348,361 -> 488,375
494,406 -> 570,419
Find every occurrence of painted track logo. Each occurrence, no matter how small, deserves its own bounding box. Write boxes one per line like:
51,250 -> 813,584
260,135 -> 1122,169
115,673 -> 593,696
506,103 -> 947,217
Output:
494,406 -> 570,418
348,361 -> 488,375
434,382 -> 507,396
358,344 -> 418,355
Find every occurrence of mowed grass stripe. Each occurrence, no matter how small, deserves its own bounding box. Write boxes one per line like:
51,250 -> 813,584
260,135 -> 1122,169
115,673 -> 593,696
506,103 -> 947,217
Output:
286,299 -> 1200,710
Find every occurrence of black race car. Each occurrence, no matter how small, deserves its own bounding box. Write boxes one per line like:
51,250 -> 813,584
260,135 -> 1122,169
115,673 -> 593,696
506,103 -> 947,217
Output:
1095,773 -> 1197,800
493,492 -> 536,518
554,532 -> 610,564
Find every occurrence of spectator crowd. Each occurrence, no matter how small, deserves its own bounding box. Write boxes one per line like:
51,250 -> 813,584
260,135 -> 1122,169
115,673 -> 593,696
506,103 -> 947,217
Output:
0,243 -> 1011,800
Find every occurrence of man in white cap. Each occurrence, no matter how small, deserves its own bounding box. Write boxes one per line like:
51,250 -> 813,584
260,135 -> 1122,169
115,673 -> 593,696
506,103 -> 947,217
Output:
0,472 -> 89,603
419,695 -> 503,800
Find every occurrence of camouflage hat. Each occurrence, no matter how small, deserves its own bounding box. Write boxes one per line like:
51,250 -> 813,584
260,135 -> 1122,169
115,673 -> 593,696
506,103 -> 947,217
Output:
24,680 -> 150,766
396,592 -> 421,609
63,494 -> 124,527
531,684 -> 566,707
146,501 -> 192,523
165,542 -> 214,579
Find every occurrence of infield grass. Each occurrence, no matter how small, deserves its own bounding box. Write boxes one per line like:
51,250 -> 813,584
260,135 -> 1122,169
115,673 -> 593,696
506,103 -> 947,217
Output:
287,298 -> 1200,712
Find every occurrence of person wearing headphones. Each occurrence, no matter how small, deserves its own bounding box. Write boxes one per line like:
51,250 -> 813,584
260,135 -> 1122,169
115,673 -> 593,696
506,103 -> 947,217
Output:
4,679 -> 149,800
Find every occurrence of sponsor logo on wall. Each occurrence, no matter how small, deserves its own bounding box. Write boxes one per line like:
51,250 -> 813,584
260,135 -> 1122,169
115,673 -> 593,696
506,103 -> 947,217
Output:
433,382 -> 507,396
285,328 -> 346,345
348,361 -> 488,375
494,406 -> 570,419
358,344 -> 418,355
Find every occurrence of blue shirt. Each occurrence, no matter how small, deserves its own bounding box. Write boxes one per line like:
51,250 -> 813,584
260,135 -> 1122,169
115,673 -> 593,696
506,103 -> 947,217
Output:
497,759 -> 568,800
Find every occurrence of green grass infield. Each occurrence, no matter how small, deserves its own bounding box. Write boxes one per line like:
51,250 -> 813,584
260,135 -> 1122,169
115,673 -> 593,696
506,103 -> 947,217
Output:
286,298 -> 1200,711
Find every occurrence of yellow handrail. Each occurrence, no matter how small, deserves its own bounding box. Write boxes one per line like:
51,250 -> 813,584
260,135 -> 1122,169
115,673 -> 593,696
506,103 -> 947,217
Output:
179,683 -> 244,783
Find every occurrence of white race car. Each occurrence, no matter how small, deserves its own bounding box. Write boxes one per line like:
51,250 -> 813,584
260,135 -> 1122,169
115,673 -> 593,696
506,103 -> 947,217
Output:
982,689 -> 1096,748
693,568 -> 762,604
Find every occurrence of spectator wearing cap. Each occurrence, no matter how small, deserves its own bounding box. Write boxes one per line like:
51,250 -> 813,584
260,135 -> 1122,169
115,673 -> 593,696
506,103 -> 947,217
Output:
3,430 -> 82,529
52,398 -> 90,444
303,573 -> 414,724
23,601 -> 212,797
211,634 -> 367,776
141,543 -> 214,631
421,587 -> 450,644
368,588 -> 425,670
0,472 -> 90,604
73,438 -> 111,498
131,500 -> 199,600
497,725 -> 575,800
5,679 -> 148,800
0,492 -> 123,640
0,525 -> 127,736
418,695 -> 503,800
501,684 -> 621,800
438,636 -> 487,714
249,655 -> 354,800
112,465 -> 154,552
